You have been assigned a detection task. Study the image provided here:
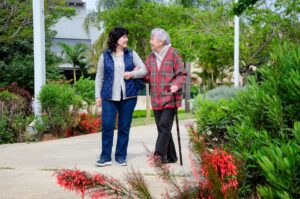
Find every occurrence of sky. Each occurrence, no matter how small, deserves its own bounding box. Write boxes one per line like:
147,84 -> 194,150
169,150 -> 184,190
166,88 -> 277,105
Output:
85,0 -> 98,12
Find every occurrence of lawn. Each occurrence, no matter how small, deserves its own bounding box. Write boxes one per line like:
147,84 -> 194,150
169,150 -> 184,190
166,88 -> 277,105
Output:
131,110 -> 194,127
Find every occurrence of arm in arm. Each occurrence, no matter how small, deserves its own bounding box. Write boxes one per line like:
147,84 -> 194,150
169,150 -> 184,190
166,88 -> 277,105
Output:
131,50 -> 147,79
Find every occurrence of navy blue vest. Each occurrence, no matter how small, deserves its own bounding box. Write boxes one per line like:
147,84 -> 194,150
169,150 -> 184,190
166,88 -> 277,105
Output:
101,48 -> 139,99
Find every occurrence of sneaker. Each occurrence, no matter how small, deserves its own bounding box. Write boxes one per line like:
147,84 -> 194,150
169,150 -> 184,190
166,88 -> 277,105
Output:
95,160 -> 112,167
116,159 -> 127,166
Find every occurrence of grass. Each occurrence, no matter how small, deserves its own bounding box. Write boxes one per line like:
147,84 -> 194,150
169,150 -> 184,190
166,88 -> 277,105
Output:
131,111 -> 194,127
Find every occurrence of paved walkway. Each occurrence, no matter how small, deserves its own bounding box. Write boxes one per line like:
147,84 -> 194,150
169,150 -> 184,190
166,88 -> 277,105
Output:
0,119 -> 194,199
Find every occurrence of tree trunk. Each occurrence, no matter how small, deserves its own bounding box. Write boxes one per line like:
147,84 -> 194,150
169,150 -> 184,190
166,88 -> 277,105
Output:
73,64 -> 77,83
184,62 -> 191,113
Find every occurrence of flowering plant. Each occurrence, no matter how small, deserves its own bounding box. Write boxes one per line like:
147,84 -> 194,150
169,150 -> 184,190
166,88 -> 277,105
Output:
185,122 -> 238,199
55,168 -> 131,199
55,122 -> 238,199
55,167 -> 154,199
78,113 -> 101,134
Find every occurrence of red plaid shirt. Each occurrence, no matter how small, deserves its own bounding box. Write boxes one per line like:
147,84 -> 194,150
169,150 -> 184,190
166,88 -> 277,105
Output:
144,47 -> 187,110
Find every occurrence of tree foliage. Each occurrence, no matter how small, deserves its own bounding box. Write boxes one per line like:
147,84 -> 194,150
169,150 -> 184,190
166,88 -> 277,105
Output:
0,0 -> 75,44
0,0 -> 76,92
85,0 -> 298,89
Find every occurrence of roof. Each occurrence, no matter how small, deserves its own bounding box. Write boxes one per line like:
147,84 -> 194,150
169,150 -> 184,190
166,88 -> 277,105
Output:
65,0 -> 85,5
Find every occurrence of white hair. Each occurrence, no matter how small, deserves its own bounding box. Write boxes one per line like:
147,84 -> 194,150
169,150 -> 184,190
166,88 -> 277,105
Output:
151,28 -> 171,45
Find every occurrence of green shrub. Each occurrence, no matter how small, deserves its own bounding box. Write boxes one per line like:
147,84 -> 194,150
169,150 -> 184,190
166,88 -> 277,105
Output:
190,84 -> 201,99
73,77 -> 95,105
0,115 -> 14,144
256,123 -> 300,199
226,120 -> 273,197
0,82 -> 32,114
0,91 -> 30,143
228,44 -> 300,197
192,44 -> 300,198
192,85 -> 241,113
194,95 -> 237,148
38,83 -> 82,137
203,85 -> 241,102
233,44 -> 299,135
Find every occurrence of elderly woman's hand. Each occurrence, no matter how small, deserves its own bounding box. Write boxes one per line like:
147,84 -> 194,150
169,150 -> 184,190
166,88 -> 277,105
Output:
124,72 -> 133,80
170,85 -> 179,93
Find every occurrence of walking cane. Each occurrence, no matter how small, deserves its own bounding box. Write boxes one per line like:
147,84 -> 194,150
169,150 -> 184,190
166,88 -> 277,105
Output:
173,93 -> 183,166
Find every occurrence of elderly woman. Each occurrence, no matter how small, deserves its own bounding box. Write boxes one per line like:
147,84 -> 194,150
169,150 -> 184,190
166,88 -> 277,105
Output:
95,27 -> 147,167
144,28 -> 187,164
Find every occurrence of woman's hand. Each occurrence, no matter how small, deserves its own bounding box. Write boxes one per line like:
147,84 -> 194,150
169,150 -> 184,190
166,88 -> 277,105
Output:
124,72 -> 133,80
96,98 -> 102,107
170,85 -> 179,93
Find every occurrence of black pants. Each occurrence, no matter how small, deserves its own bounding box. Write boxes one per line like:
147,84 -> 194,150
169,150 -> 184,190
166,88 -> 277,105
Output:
153,108 -> 178,162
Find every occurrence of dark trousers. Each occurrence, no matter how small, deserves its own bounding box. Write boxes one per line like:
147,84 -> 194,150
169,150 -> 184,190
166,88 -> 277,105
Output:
100,97 -> 137,162
153,108 -> 178,162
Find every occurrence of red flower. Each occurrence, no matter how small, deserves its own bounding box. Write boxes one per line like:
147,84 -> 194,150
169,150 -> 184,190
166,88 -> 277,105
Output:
200,148 -> 238,198
78,113 -> 101,134
55,168 -> 128,199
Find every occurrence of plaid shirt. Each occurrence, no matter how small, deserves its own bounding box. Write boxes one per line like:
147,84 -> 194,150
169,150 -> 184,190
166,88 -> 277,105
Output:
144,47 -> 187,110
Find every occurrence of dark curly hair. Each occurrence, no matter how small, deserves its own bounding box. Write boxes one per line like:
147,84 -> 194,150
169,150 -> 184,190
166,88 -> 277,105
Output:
107,27 -> 129,52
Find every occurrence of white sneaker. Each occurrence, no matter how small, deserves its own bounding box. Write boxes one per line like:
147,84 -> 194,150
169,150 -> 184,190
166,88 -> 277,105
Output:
117,160 -> 127,166
95,160 -> 112,167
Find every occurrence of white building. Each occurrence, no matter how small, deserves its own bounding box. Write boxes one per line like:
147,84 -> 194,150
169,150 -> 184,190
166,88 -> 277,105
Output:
51,0 -> 100,56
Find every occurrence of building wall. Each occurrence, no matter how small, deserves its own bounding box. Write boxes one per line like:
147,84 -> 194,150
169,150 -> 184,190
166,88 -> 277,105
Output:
50,3 -> 101,55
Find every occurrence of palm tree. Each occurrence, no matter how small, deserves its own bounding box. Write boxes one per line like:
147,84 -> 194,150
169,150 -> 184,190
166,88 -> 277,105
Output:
59,43 -> 88,83
84,32 -> 108,74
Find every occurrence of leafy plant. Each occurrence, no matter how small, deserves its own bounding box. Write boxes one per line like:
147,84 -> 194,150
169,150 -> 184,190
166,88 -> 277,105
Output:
73,77 -> 95,105
190,84 -> 201,99
192,86 -> 241,114
59,43 -> 88,83
0,90 -> 31,143
192,44 -> 300,197
256,122 -> 300,199
0,82 -> 32,114
38,83 -> 82,137
194,96 -> 237,147
0,115 -> 13,144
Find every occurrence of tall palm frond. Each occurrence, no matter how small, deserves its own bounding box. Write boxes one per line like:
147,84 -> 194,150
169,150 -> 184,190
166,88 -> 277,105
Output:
85,32 -> 108,74
83,11 -> 100,34
59,42 -> 88,82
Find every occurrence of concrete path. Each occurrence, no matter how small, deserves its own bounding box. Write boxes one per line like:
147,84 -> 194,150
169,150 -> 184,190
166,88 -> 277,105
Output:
0,119 -> 194,199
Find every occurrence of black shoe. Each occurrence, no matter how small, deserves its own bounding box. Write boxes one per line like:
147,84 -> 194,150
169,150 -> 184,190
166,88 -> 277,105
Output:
161,156 -> 178,164
161,156 -> 168,164
167,158 -> 178,164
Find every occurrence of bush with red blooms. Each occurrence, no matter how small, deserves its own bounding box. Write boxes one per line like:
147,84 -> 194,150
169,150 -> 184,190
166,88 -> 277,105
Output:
55,122 -> 238,199
200,148 -> 238,198
185,121 -> 238,199
55,168 -> 130,199
78,113 -> 101,134
65,113 -> 101,137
